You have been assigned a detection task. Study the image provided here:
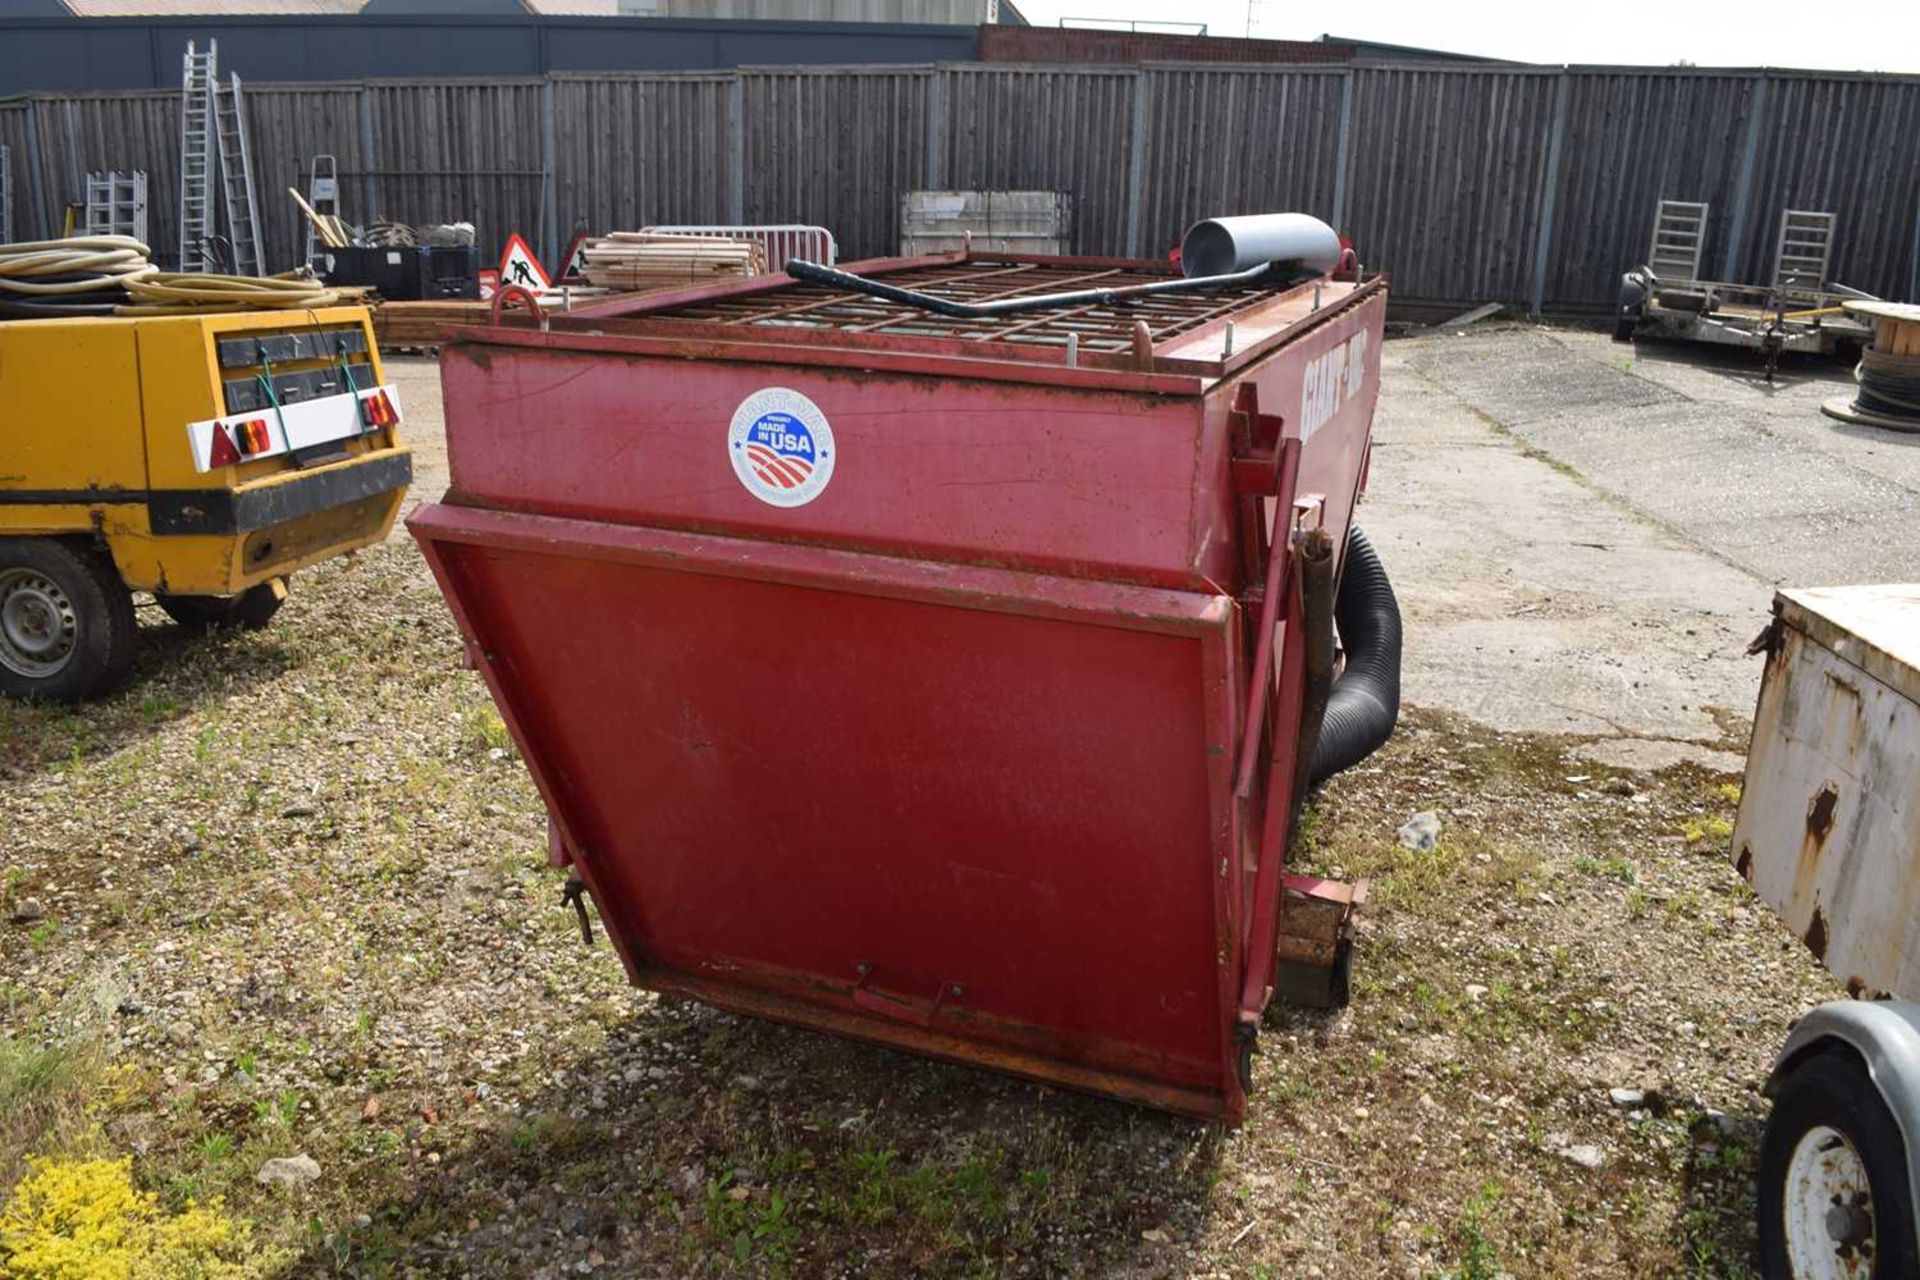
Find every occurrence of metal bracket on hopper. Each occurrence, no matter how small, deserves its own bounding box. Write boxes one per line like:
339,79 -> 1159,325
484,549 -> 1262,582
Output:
561,876 -> 594,946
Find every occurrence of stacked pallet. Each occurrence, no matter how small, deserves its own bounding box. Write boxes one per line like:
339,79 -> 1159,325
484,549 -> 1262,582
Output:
579,233 -> 765,291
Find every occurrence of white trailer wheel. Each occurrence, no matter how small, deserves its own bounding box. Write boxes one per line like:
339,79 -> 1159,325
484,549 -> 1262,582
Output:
1784,1123 -> 1877,1279
1761,1048 -> 1919,1280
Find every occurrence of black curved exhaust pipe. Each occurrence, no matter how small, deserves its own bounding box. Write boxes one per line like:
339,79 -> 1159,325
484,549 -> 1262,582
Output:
1308,526 -> 1403,785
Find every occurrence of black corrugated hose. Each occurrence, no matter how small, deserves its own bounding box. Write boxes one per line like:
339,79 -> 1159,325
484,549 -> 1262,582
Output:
1308,525 -> 1403,785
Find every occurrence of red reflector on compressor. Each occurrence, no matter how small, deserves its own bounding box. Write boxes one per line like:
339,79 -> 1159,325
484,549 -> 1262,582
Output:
207,424 -> 241,468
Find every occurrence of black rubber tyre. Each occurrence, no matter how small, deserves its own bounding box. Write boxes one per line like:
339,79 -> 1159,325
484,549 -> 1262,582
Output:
1760,1047 -> 1920,1279
1613,317 -> 1638,343
0,538 -> 137,703
158,580 -> 286,633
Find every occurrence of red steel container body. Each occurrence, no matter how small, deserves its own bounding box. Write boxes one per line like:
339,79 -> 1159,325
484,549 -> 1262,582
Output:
411,251 -> 1387,1123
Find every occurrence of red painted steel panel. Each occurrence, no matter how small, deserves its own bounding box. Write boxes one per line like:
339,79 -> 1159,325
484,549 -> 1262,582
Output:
414,505 -> 1242,1114
439,347 -> 1216,589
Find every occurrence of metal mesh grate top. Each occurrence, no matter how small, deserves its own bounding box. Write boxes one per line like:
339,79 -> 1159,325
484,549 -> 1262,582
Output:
642,259 -> 1277,354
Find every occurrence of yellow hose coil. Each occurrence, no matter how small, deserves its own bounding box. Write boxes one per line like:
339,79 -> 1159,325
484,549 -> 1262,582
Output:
1,236 -> 349,312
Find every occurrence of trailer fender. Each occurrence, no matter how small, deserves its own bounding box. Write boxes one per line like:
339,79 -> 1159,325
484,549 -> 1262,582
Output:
1614,269 -> 1652,342
1765,999 -> 1920,1245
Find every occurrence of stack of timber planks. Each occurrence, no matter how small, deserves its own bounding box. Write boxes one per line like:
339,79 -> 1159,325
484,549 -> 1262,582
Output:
579,233 -> 765,291
368,288 -> 653,351
369,298 -> 489,349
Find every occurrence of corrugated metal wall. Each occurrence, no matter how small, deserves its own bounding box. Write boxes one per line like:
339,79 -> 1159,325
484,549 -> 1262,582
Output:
4,61 -> 1917,311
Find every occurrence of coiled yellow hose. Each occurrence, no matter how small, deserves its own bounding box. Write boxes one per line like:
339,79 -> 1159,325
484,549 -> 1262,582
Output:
0,236 -> 350,314
120,271 -> 348,314
0,235 -> 157,295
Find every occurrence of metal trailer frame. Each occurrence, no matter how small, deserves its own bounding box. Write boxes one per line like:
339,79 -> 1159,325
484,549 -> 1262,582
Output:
1617,201 -> 1875,374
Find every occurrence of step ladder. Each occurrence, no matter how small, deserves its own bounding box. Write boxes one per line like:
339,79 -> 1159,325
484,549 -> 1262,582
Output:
84,171 -> 148,244
1772,209 -> 1835,293
213,71 -> 264,277
1647,199 -> 1709,283
177,40 -> 217,271
303,154 -> 341,273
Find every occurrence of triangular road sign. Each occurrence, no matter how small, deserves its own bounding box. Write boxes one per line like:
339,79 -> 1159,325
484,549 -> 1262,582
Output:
561,231 -> 591,283
499,233 -> 550,291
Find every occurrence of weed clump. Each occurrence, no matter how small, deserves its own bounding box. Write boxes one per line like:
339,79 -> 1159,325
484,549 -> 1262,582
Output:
0,1155 -> 253,1279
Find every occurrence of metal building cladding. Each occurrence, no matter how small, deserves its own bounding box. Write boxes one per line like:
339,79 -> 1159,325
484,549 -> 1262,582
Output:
409,247 -> 1386,1123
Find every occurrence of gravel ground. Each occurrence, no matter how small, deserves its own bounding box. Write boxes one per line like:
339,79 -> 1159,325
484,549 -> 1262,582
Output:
0,344 -> 1844,1278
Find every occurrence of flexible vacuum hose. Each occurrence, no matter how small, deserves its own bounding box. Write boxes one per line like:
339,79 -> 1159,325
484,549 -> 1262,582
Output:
1308,526 -> 1402,785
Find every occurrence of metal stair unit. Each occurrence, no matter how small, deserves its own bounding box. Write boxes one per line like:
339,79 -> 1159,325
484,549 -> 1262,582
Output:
213,70 -> 265,277
85,171 -> 148,243
178,40 -> 217,271
303,154 -> 341,273
1648,200 -> 1709,283
1772,209 -> 1836,294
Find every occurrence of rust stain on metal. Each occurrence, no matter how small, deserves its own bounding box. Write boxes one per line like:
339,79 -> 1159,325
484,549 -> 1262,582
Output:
1793,781 -> 1839,901
1806,783 -> 1839,844
1805,906 -> 1830,962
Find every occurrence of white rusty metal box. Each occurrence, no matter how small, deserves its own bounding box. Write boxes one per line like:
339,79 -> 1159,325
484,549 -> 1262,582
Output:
1734,585 -> 1920,998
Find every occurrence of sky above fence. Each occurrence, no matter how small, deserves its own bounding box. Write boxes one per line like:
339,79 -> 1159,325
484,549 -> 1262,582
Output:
1020,0 -> 1920,74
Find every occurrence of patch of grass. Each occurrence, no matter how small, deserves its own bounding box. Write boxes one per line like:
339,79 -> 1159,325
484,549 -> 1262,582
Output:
461,702 -> 511,754
1573,853 -> 1638,884
1440,1180 -> 1504,1280
1680,814 -> 1734,847
1326,829 -> 1544,909
504,1112 -> 593,1162
700,1174 -> 798,1273
0,1034 -> 105,1192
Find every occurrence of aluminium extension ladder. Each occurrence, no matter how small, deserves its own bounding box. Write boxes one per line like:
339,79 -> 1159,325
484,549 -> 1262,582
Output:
176,41 -> 264,275
178,41 -> 217,271
214,70 -> 264,277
